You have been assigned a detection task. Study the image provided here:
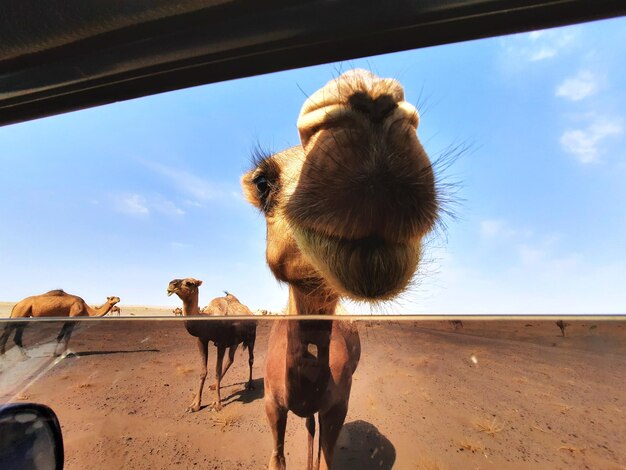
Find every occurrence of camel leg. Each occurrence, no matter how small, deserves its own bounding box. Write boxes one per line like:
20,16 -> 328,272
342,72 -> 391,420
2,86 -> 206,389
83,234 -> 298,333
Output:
221,345 -> 236,379
13,323 -> 29,357
0,323 -> 13,355
208,344 -> 237,390
187,338 -> 208,413
306,415 -> 316,470
54,322 -> 76,357
211,345 -> 226,411
246,338 -> 255,390
266,400 -> 288,470
318,403 -> 348,470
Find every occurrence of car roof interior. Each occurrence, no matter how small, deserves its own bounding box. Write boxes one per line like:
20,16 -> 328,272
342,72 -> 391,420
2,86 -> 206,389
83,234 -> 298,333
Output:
1,0 -> 625,126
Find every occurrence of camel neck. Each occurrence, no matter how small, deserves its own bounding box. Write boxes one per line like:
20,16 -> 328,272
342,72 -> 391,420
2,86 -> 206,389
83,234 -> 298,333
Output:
284,285 -> 335,416
88,302 -> 113,317
286,286 -> 338,316
181,294 -> 200,316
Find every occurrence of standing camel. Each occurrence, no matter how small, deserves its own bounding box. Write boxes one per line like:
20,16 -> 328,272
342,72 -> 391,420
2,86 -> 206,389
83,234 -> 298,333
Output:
241,69 -> 440,469
110,305 -> 121,316
173,307 -> 183,317
0,290 -> 120,356
167,279 -> 256,412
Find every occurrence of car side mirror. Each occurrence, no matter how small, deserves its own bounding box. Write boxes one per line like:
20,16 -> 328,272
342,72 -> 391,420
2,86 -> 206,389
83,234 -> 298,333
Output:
0,403 -> 64,470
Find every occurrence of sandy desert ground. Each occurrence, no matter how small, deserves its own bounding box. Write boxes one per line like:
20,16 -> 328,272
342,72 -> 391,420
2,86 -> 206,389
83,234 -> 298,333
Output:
1,316 -> 625,469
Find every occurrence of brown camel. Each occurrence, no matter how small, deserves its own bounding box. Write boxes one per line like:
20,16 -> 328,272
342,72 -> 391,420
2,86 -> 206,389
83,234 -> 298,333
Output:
173,307 -> 183,317
241,69 -> 440,469
110,305 -> 121,316
202,290 -> 253,316
0,290 -> 121,356
167,279 -> 257,412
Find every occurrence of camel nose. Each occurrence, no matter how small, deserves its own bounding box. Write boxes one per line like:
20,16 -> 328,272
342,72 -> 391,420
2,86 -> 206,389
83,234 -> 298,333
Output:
348,92 -> 397,124
297,70 -> 419,150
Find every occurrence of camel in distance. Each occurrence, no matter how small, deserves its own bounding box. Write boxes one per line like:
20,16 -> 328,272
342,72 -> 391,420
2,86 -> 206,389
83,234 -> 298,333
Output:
241,69 -> 441,469
0,290 -> 120,356
167,279 -> 256,412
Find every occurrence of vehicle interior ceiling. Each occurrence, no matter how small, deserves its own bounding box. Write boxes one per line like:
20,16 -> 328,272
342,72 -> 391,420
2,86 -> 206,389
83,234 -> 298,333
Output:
1,1 -> 625,127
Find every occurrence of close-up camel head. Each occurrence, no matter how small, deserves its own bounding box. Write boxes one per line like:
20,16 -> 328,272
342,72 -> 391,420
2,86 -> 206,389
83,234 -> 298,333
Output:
242,69 -> 439,303
106,296 -> 121,306
167,278 -> 203,299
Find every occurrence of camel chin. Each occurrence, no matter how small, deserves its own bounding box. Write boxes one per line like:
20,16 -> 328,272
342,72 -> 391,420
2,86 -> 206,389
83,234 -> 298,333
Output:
293,226 -> 421,301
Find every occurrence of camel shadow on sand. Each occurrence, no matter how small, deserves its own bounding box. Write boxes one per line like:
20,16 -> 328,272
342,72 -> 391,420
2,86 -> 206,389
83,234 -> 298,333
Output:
221,377 -> 264,405
194,377 -> 264,412
334,420 -> 396,470
65,349 -> 160,357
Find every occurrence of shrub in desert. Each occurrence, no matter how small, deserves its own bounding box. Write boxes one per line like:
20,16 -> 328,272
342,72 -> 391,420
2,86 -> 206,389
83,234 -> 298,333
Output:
555,320 -> 569,337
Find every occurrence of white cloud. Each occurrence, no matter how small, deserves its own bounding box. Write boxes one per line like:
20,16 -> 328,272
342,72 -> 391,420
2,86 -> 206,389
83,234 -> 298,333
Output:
142,160 -> 219,203
480,219 -> 515,238
528,29 -> 575,61
556,70 -> 598,101
480,220 -> 575,274
502,28 -> 576,63
518,244 -> 545,265
184,199 -> 204,208
170,242 -> 191,249
118,194 -> 149,216
560,117 -> 623,163
480,219 -> 534,240
415,252 -> 622,314
114,193 -> 184,217
390,223 -> 621,314
516,237 -> 580,276
154,199 -> 185,217
528,48 -> 557,61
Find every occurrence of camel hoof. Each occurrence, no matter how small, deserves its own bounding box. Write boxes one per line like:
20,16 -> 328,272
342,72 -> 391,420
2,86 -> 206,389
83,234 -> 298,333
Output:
269,455 -> 286,470
210,402 -> 222,412
186,404 -> 201,413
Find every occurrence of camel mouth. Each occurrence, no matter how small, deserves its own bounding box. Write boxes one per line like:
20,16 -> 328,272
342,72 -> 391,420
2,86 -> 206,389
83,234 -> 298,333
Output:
293,226 -> 420,301
167,289 -> 176,297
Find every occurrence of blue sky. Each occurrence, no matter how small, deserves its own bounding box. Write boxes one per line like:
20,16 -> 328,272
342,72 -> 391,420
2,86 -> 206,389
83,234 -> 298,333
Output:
1,17 -> 625,314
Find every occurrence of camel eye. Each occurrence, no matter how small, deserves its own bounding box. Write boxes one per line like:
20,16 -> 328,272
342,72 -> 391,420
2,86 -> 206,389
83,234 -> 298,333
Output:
254,174 -> 270,201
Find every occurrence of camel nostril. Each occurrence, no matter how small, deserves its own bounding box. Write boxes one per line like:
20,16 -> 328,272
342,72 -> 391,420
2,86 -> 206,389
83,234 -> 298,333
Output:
348,93 -> 397,123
